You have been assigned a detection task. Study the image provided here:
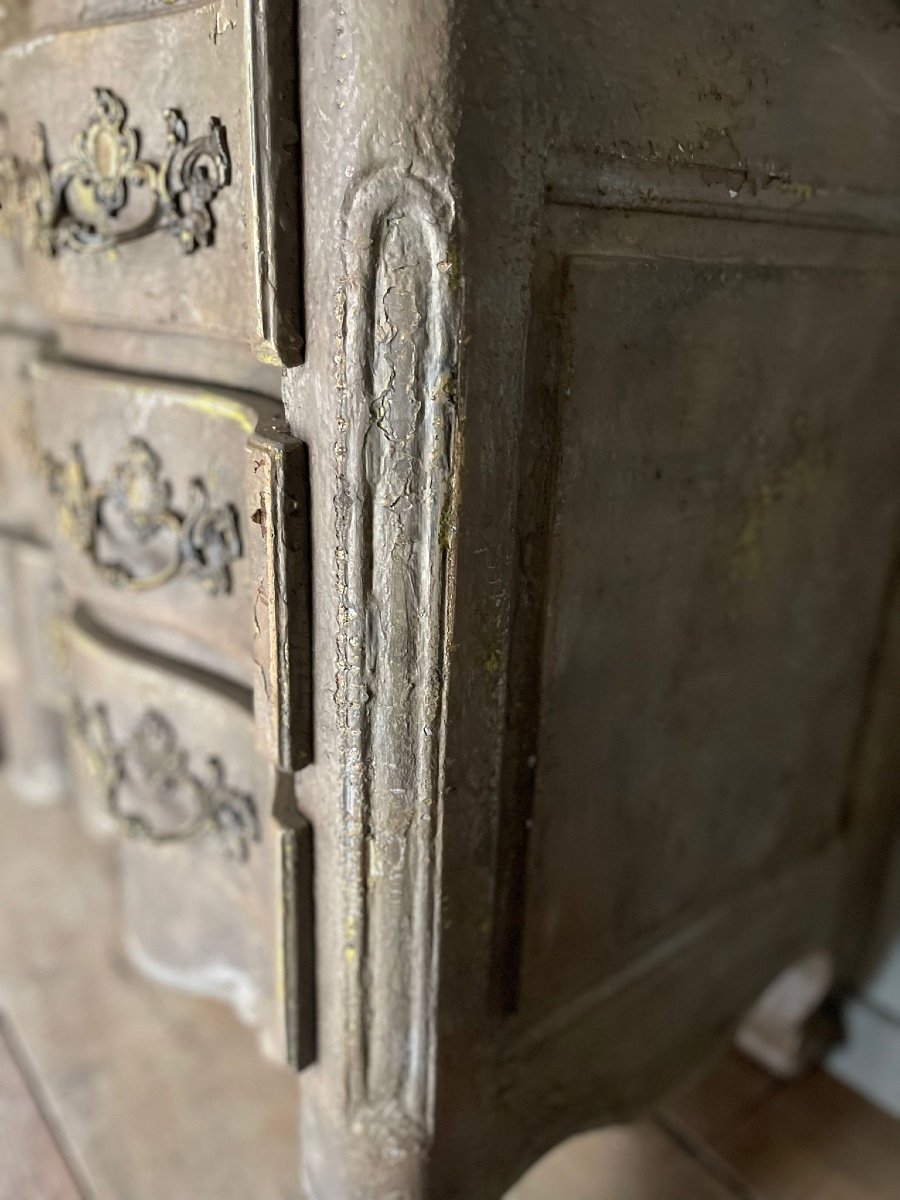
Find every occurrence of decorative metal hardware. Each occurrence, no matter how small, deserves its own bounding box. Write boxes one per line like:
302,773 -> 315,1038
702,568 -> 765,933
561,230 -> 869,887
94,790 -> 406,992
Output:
72,700 -> 260,861
36,434 -> 241,595
0,87 -> 230,255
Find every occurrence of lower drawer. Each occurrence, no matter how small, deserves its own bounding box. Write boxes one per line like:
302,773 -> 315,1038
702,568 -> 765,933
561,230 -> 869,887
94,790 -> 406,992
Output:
61,610 -> 315,1069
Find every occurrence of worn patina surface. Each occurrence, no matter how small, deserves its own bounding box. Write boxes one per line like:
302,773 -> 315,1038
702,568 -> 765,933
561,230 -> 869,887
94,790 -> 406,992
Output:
2,1 -> 900,1198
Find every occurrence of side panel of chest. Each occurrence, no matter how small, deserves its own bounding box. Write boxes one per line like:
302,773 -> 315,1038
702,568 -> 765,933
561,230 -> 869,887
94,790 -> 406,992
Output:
504,208 -> 900,1013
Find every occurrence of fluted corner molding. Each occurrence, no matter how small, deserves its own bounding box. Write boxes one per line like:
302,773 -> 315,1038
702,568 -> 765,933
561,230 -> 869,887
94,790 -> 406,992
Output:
334,164 -> 460,1141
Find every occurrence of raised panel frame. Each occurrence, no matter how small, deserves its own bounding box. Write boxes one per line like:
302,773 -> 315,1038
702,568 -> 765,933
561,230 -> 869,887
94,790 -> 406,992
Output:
491,200 -> 900,1019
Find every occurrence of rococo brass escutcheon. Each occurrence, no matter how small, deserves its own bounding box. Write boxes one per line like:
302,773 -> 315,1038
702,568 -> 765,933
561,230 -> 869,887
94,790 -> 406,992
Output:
0,87 -> 230,255
71,700 -> 260,861
36,433 -> 242,595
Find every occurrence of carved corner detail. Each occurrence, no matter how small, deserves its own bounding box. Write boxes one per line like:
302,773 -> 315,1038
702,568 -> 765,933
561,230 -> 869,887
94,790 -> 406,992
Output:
334,165 -> 459,1142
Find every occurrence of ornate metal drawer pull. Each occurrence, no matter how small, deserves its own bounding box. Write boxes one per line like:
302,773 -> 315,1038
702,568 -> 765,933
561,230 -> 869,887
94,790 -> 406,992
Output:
72,701 -> 260,862
38,435 -> 241,595
0,87 -> 230,255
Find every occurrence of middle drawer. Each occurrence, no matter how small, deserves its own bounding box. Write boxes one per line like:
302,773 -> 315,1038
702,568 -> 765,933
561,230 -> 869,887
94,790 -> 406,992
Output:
28,359 -> 278,680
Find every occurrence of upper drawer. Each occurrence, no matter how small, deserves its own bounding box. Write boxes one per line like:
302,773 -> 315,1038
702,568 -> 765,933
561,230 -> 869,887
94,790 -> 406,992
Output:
0,0 -> 301,365
28,358 -> 279,677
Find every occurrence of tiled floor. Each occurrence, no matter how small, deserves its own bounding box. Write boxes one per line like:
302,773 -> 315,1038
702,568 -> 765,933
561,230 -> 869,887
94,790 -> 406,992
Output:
510,1058 -> 900,1199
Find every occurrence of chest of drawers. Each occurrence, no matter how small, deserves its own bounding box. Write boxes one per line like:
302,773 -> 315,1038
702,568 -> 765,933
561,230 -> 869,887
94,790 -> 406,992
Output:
2,2 -> 900,1198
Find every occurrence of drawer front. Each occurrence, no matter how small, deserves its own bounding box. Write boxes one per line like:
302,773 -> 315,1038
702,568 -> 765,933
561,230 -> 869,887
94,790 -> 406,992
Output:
29,359 -> 279,676
0,0 -> 301,365
62,611 -> 314,1067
